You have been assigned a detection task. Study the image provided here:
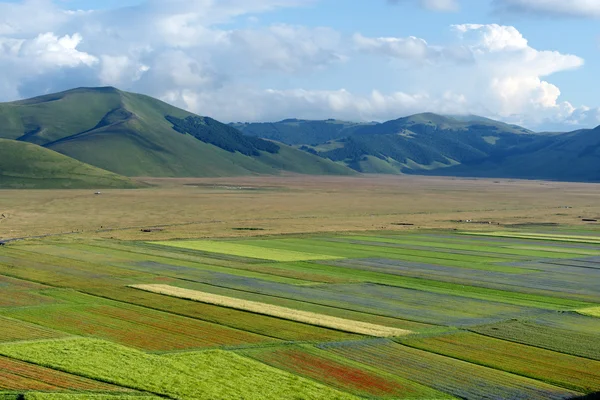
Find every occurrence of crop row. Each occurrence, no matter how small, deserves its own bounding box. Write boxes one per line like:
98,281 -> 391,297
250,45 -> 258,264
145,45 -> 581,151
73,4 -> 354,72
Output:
132,284 -> 410,337
399,331 -> 600,393
151,240 -> 342,261
238,238 -> 515,269
157,271 -> 543,327
21,394 -> 162,400
318,339 -> 581,399
578,306 -> 600,317
460,231 -> 600,245
470,317 -> 600,360
3,300 -> 274,351
0,356 -> 121,391
0,316 -> 67,343
342,235 -> 600,259
331,257 -> 600,304
241,345 -> 451,399
0,338 -> 356,400
87,286 -> 359,341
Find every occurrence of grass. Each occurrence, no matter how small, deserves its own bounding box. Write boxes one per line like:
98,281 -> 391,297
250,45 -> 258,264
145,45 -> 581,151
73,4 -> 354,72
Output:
131,284 -> 411,337
22,395 -> 161,400
577,306 -> 600,318
319,339 -> 582,400
0,338 -> 357,399
0,139 -> 137,189
399,331 -> 600,393
150,240 -> 343,261
1,175 -> 598,240
0,87 -> 352,178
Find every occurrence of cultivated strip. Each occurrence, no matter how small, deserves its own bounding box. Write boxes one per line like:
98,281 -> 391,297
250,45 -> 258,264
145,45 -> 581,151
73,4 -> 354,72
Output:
130,284 -> 411,337
577,306 -> 600,318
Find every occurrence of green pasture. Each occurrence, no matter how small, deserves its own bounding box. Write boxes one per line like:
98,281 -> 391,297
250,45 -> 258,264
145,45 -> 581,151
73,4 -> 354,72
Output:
0,339 -> 356,400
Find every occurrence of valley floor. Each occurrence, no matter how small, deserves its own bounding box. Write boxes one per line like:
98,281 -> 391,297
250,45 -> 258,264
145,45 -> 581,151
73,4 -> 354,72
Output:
0,175 -> 599,399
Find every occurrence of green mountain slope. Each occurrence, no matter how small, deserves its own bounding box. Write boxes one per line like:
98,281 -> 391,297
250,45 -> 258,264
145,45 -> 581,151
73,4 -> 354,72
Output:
0,139 -> 137,189
0,88 -> 353,177
293,113 -> 540,174
232,119 -> 376,145
235,112 -> 600,182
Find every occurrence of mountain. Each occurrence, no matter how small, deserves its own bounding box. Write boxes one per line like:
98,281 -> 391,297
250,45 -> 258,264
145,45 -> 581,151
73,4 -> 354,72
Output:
0,139 -> 137,189
429,126 -> 600,182
232,119 -> 376,145
241,113 -> 539,174
0,87 -> 353,177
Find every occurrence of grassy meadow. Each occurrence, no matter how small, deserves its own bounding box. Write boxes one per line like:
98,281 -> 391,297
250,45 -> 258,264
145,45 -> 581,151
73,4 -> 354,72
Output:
0,176 -> 599,399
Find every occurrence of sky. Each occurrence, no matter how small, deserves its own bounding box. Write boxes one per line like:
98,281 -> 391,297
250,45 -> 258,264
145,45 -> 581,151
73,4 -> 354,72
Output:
1,0 -> 599,130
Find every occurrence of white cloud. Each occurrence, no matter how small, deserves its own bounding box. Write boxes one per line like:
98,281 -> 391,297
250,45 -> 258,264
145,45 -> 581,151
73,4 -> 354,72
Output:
225,25 -> 344,73
0,0 -> 595,130
350,24 -> 586,128
388,0 -> 459,12
353,33 -> 435,61
493,0 -> 600,18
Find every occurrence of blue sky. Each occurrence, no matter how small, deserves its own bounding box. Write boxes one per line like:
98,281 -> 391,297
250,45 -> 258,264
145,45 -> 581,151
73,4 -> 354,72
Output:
1,0 -> 599,130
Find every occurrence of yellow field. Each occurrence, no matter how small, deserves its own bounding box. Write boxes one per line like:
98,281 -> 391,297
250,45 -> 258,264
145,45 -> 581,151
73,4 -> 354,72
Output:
464,231 -> 600,244
151,240 -> 342,261
577,307 -> 600,318
130,284 -> 411,337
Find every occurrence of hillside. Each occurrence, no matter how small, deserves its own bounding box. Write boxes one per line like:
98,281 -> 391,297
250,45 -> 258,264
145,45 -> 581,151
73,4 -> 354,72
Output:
281,113 -> 541,174
0,139 -> 137,188
232,119 -> 376,145
429,126 -> 600,182
0,88 -> 354,177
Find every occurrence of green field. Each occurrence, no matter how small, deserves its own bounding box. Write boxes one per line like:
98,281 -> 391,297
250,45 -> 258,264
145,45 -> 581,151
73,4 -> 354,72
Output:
1,227 -> 599,398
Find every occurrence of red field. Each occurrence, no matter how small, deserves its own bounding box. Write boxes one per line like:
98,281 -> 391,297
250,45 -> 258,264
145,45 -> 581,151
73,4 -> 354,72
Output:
0,356 -> 124,391
243,346 -> 449,398
5,303 -> 277,351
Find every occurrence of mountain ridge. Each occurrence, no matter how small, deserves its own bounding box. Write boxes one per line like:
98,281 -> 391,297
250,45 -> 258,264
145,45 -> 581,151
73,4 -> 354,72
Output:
233,113 -> 600,182
0,87 -> 354,178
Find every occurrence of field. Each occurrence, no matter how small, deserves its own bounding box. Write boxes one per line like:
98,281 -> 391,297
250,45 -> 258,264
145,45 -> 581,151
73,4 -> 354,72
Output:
131,284 -> 411,336
0,176 -> 599,399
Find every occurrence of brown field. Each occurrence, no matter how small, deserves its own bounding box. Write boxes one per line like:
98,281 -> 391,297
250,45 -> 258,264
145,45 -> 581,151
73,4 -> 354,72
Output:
131,284 -> 411,337
1,175 -> 599,241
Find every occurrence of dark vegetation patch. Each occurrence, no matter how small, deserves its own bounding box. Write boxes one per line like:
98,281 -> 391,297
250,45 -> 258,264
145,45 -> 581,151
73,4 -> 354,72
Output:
167,116 -> 279,156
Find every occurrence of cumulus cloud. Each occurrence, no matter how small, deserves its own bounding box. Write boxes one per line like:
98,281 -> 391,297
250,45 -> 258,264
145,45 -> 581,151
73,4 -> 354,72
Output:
388,0 -> 459,12
0,0 -> 596,130
353,33 -> 435,61
493,0 -> 600,18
